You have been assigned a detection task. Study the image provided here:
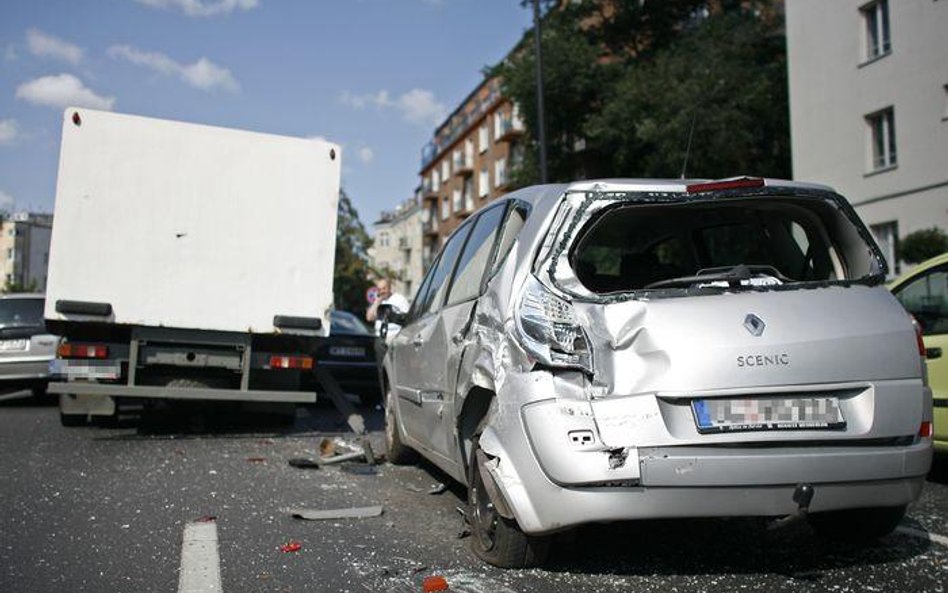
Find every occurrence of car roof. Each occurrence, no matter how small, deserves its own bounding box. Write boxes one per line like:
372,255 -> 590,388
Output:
0,293 -> 45,300
889,252 -> 948,290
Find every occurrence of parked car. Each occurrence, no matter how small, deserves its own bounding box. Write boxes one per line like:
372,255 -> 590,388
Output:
0,293 -> 58,397
890,252 -> 948,454
381,178 -> 933,568
308,310 -> 381,405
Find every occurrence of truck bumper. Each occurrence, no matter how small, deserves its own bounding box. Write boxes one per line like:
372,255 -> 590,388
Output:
48,381 -> 316,403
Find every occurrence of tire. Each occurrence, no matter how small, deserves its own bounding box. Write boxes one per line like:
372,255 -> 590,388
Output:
59,411 -> 86,427
384,385 -> 417,465
809,505 -> 906,542
467,437 -> 549,568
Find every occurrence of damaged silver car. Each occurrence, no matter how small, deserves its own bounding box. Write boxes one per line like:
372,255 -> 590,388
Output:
381,178 -> 933,568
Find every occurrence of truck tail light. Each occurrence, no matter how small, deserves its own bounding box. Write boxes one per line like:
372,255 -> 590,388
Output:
919,421 -> 932,438
58,343 -> 108,359
686,177 -> 764,193
268,355 -> 313,370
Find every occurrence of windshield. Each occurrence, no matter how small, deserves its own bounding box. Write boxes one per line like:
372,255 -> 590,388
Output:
0,298 -> 45,327
330,311 -> 372,336
565,195 -> 878,296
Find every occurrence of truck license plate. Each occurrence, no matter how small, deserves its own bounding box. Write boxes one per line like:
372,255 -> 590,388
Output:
0,339 -> 28,351
692,396 -> 845,434
329,346 -> 365,358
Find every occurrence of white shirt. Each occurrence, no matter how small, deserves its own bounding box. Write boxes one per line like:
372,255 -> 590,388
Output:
374,292 -> 410,337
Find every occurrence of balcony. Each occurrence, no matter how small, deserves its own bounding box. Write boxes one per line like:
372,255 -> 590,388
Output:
422,218 -> 439,236
496,116 -> 524,142
453,154 -> 474,176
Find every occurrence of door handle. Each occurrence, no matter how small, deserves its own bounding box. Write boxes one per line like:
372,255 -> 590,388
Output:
412,336 -> 424,347
927,347 -> 942,360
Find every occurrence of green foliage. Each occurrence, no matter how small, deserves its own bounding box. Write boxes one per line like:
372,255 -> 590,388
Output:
3,278 -> 39,294
496,1 -> 790,183
898,228 -> 948,265
333,189 -> 374,315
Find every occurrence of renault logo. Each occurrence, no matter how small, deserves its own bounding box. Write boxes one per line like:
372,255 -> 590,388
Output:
744,314 -> 765,337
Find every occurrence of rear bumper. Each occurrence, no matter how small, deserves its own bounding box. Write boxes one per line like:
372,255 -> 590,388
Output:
48,381 -> 316,403
0,358 -> 52,382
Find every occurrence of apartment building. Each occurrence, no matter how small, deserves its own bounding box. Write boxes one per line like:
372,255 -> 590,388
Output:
368,197 -> 425,300
418,76 -> 525,269
0,212 -> 53,293
786,0 -> 948,274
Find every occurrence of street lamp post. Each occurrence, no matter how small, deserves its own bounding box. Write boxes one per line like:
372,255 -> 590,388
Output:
533,0 -> 549,184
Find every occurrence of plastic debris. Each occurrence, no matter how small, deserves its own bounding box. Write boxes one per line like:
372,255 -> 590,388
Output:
287,457 -> 321,469
318,437 -> 337,457
422,575 -> 449,592
280,541 -> 302,553
427,483 -> 448,495
289,505 -> 384,521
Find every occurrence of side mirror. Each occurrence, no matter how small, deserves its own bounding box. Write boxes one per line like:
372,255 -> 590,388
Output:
377,304 -> 407,339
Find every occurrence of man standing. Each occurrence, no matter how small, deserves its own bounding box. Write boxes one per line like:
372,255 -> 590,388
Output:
365,277 -> 409,337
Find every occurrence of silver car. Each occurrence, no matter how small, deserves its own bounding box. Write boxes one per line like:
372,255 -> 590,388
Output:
0,293 -> 58,397
381,178 -> 933,568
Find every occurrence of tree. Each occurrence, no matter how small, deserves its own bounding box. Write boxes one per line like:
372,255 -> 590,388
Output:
898,228 -> 948,265
333,189 -> 374,315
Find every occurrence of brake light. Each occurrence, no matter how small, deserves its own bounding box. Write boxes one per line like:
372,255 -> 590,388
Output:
515,275 -> 592,373
686,177 -> 765,193
268,355 -> 314,370
57,343 -> 108,359
919,421 -> 932,438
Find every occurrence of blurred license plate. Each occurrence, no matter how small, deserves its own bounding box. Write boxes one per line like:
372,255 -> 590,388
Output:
0,339 -> 28,351
692,396 -> 845,433
329,346 -> 365,358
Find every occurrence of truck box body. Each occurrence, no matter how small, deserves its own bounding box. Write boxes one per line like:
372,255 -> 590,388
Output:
45,108 -> 339,335
45,108 -> 342,416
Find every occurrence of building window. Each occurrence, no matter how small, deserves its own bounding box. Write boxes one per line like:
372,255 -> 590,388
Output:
452,188 -> 462,213
493,113 -> 502,142
441,196 -> 450,221
866,107 -> 897,171
6,248 -> 13,261
861,0 -> 891,61
432,169 -> 440,192
870,221 -> 899,275
478,166 -> 490,198
441,159 -> 450,181
478,124 -> 489,153
494,157 -> 507,188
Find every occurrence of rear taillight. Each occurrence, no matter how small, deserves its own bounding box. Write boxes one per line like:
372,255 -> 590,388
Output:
268,355 -> 313,370
57,343 -> 108,359
686,177 -> 764,193
515,275 -> 592,373
919,421 -> 932,438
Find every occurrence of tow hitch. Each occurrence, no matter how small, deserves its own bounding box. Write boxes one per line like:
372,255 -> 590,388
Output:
769,483 -> 815,530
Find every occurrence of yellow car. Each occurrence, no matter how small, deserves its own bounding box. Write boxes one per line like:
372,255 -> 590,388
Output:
891,252 -> 948,454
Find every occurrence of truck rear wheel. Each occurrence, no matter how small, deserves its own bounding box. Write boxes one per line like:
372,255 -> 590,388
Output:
59,411 -> 86,427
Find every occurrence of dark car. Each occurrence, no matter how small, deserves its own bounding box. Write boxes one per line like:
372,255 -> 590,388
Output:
0,293 -> 59,398
309,310 -> 381,405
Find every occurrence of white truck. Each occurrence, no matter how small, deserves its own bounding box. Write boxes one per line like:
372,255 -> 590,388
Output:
45,108 -> 341,426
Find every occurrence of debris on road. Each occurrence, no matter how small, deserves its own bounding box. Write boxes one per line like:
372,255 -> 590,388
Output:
246,456 -> 267,463
279,540 -> 302,553
289,505 -> 384,521
340,463 -> 378,476
319,437 -> 377,466
287,457 -> 321,469
427,483 -> 448,495
422,575 -> 449,592
195,515 -> 217,523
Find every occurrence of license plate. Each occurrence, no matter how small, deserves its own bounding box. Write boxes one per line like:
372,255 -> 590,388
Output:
329,346 -> 366,358
692,396 -> 845,434
0,339 -> 28,351
49,359 -> 121,380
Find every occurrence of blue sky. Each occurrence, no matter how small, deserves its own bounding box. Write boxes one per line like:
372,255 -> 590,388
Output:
0,0 -> 533,225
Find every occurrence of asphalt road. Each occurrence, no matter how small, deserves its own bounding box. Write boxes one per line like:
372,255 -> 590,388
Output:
1,391 -> 946,593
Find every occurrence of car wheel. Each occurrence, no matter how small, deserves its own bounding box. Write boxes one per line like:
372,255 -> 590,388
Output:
809,505 -> 906,542
467,437 -> 549,568
384,385 -> 417,464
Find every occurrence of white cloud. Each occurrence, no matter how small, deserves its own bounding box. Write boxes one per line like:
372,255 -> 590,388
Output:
339,88 -> 446,127
0,119 -> 17,145
134,0 -> 259,17
108,45 -> 239,93
26,29 -> 83,64
357,147 -> 374,164
0,190 -> 14,211
15,74 -> 115,110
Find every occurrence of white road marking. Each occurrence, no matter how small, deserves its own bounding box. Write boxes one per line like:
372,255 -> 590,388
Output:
896,525 -> 948,548
178,521 -> 223,593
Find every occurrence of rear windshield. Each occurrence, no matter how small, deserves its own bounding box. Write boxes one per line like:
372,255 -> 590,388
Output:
570,198 -> 874,294
0,298 -> 45,327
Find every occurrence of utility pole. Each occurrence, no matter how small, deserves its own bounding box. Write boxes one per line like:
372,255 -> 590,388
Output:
533,0 -> 549,183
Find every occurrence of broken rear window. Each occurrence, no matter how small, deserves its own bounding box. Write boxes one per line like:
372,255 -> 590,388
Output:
569,197 -> 875,294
